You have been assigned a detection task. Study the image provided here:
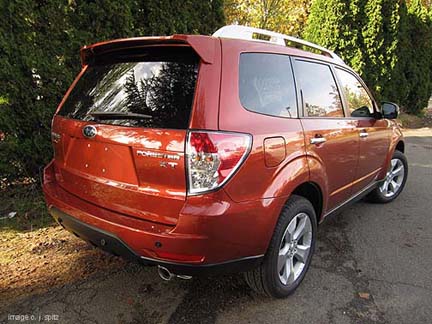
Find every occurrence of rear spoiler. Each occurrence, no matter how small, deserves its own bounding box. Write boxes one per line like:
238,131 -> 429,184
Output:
80,35 -> 218,66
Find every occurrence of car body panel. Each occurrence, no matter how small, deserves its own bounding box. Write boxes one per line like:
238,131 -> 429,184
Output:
300,118 -> 359,211
351,118 -> 391,193
377,120 -> 404,179
51,115 -> 188,225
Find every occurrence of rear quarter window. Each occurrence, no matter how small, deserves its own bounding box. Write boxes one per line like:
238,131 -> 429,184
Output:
239,53 -> 297,118
58,47 -> 199,129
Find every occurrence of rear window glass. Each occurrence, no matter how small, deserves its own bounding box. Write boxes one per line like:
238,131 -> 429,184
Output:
59,47 -> 199,129
239,53 -> 297,118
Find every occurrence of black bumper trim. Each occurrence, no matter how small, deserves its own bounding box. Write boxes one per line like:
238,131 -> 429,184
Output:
49,207 -> 263,276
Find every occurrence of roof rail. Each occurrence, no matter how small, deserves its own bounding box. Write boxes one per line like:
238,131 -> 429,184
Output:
213,25 -> 345,65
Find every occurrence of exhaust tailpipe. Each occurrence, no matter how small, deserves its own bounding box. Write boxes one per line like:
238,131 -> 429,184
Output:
158,266 -> 175,281
157,266 -> 192,281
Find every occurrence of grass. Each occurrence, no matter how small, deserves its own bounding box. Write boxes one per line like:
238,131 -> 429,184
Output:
398,109 -> 432,129
0,183 -> 126,308
0,183 -> 54,233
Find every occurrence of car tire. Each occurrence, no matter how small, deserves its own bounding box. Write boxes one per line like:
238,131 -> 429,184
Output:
367,150 -> 408,203
244,195 -> 317,298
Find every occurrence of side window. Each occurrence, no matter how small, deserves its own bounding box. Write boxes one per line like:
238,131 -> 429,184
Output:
335,68 -> 374,117
295,60 -> 344,117
239,53 -> 297,118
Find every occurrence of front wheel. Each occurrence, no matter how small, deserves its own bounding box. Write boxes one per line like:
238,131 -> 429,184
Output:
367,150 -> 408,203
244,195 -> 317,298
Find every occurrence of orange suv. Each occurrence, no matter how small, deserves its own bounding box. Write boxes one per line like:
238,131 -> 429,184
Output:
42,25 -> 408,298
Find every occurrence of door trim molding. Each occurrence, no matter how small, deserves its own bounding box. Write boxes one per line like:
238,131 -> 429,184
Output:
323,180 -> 378,220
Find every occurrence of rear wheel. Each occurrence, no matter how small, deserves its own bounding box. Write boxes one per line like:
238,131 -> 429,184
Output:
244,195 -> 317,298
367,150 -> 408,203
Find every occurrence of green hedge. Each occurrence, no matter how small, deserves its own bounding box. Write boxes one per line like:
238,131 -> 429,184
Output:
304,0 -> 432,115
2,0 -> 431,184
0,0 -> 224,183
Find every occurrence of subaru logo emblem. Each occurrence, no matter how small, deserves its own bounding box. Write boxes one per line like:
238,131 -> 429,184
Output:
82,125 -> 97,138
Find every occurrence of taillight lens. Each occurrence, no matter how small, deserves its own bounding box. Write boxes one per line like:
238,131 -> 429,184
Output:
186,131 -> 252,195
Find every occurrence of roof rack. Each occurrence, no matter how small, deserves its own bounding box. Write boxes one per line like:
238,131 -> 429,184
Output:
213,25 -> 345,65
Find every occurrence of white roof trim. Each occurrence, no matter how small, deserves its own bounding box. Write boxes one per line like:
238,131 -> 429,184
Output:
213,25 -> 345,65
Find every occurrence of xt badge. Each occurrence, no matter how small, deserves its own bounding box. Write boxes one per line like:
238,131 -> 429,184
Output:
160,161 -> 177,169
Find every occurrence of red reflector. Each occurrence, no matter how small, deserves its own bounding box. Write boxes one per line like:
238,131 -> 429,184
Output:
155,251 -> 205,263
190,132 -> 218,153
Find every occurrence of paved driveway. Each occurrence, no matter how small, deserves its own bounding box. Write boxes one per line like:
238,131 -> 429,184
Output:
1,128 -> 431,324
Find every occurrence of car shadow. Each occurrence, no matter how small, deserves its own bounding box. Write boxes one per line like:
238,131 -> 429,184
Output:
0,205 -> 375,324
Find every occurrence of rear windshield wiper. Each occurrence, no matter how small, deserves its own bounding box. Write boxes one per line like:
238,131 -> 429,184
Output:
87,112 -> 153,120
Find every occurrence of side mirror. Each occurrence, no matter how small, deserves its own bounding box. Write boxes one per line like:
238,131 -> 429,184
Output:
381,102 -> 399,119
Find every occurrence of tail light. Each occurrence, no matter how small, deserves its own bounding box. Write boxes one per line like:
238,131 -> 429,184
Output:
186,130 -> 252,195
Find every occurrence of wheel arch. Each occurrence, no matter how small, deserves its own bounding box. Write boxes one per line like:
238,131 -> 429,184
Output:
378,127 -> 405,180
258,157 -> 326,254
291,182 -> 324,225
395,140 -> 405,153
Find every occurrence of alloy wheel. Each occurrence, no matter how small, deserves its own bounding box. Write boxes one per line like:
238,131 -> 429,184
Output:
379,158 -> 405,198
278,212 -> 312,285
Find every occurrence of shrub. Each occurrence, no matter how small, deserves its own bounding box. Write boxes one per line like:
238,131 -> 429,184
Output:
304,0 -> 432,115
0,0 -> 224,183
403,0 -> 432,114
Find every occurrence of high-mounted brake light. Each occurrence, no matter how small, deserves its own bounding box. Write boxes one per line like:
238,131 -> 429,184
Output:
186,131 -> 252,195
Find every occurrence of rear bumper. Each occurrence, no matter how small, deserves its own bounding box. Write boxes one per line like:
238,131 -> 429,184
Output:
43,160 -> 285,275
50,207 -> 263,275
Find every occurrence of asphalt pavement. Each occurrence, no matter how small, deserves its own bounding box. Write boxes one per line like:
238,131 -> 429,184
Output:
1,128 -> 431,324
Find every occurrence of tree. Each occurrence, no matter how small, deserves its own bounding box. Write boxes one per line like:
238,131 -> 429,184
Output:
361,0 -> 405,101
304,0 -> 432,114
224,0 -> 311,36
403,0 -> 432,113
303,0 -> 364,71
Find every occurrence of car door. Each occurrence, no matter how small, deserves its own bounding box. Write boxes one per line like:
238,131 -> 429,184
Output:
334,67 -> 391,194
293,59 -> 360,212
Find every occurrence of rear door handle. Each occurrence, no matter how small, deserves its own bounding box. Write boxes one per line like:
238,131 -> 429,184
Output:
310,137 -> 326,145
359,131 -> 368,138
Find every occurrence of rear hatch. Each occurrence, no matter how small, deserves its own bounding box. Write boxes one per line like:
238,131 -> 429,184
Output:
52,45 -> 199,225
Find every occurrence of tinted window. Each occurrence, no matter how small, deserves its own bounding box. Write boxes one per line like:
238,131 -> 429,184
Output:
239,53 -> 297,118
295,60 -> 344,117
335,68 -> 374,117
59,47 -> 199,129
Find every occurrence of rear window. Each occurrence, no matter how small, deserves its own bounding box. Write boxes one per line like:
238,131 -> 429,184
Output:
58,47 -> 199,129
